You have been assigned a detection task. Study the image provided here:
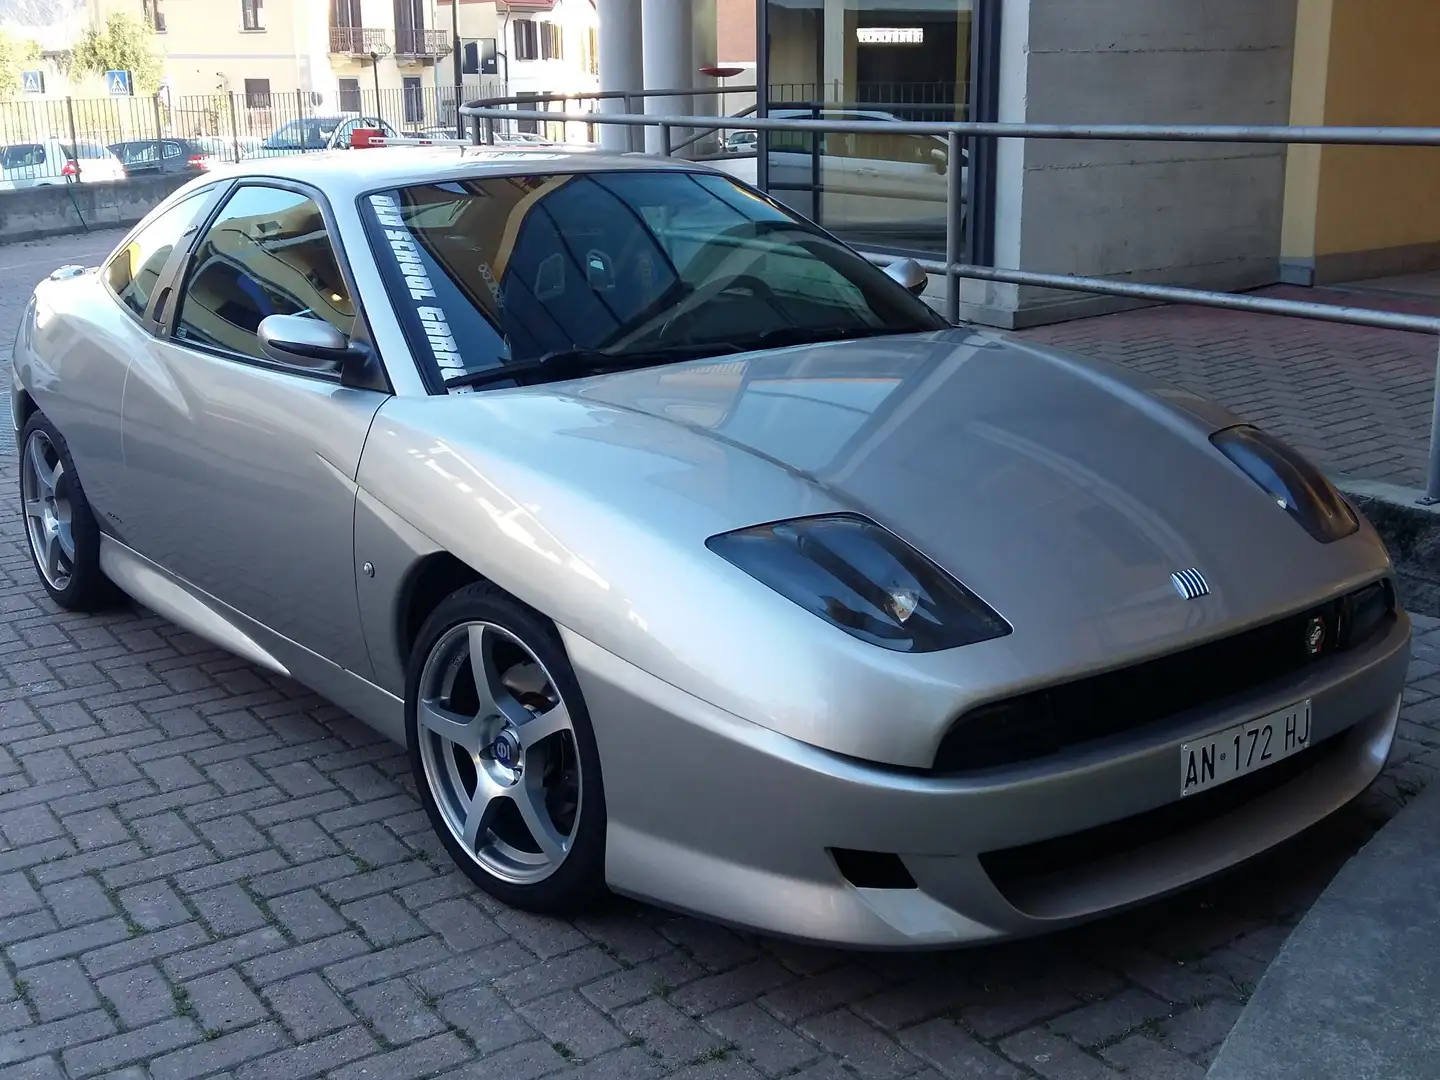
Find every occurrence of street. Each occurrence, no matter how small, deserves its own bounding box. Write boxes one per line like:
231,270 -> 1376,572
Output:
0,230 -> 1435,1080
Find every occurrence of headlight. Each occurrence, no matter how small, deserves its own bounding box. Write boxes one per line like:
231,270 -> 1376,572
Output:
706,514 -> 1011,653
1211,425 -> 1358,543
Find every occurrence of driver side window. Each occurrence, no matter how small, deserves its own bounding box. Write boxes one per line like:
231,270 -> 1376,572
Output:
173,184 -> 355,366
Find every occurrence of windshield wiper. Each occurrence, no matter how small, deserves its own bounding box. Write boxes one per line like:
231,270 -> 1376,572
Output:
728,325 -> 902,352
444,341 -> 741,391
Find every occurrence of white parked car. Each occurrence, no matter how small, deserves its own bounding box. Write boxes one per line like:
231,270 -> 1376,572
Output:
0,138 -> 126,191
710,109 -> 967,241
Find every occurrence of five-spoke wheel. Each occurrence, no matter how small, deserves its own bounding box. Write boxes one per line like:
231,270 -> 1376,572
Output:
21,426 -> 74,592
18,412 -> 115,611
407,583 -> 606,911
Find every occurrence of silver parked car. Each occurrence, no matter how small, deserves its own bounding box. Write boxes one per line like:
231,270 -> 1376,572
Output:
11,147 -> 1409,948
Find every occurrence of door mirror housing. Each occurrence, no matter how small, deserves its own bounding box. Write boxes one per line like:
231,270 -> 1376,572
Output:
884,257 -> 929,298
930,146 -> 948,172
257,314 -> 358,372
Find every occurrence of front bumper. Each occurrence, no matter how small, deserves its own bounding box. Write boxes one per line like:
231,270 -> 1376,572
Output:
563,608 -> 1410,948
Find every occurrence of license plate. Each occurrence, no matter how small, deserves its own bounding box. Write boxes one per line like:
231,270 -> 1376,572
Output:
1180,701 -> 1312,797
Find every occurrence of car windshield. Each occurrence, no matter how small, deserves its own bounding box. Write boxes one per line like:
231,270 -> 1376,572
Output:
361,169 -> 946,390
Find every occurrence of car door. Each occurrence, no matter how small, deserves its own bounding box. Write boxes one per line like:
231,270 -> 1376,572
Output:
119,180 -> 388,678
58,184 -> 226,514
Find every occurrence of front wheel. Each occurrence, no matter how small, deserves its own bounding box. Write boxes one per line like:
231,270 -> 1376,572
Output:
406,582 -> 608,913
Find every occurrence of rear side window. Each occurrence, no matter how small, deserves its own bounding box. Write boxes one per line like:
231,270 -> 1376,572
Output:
104,191 -> 211,320
2,144 -> 44,169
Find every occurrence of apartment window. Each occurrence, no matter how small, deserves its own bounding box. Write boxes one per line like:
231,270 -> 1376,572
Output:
143,0 -> 167,32
539,22 -> 563,61
332,0 -> 361,27
584,27 -> 597,75
403,76 -> 424,124
338,77 -> 361,112
241,0 -> 264,31
244,78 -> 271,108
514,19 -> 537,61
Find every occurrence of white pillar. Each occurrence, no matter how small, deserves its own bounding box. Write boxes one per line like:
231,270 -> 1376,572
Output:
642,0 -> 693,155
689,0 -> 719,152
823,0 -> 846,102
597,0 -> 642,152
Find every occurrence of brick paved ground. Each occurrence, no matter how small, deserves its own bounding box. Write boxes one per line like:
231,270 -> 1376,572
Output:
1017,285 -> 1440,490
0,231 -> 1437,1079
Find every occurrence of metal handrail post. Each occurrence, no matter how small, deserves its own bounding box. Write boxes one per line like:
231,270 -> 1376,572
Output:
945,130 -> 962,323
659,123 -> 671,156
1428,339 -> 1440,503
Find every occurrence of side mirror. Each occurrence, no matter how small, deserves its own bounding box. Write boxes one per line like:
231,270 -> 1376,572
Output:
884,258 -> 929,298
257,314 -> 357,372
930,146 -> 948,173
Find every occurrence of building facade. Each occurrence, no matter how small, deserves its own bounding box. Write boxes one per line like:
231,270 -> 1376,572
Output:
719,0 -> 1440,328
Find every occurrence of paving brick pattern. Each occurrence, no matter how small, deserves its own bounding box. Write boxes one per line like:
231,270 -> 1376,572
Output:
0,232 -> 1436,1078
1016,284 -> 1440,490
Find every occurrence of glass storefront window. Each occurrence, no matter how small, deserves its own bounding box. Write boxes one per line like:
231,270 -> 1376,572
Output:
757,0 -> 977,252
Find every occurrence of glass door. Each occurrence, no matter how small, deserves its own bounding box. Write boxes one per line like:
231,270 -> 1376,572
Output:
756,0 -> 983,254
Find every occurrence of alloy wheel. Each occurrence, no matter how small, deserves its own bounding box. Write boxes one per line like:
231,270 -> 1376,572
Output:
415,620 -> 582,885
21,428 -> 75,592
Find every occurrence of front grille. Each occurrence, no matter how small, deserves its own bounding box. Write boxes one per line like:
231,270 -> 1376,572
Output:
978,730 -> 1348,899
932,579 -> 1395,773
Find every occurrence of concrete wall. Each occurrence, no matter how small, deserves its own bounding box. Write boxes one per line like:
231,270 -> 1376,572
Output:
1281,0 -> 1440,285
963,0 -> 1299,329
0,175 -> 188,245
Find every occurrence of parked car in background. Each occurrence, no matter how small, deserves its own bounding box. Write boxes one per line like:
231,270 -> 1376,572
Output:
254,115 -> 399,156
723,129 -> 757,153
107,139 -> 220,179
0,138 -> 126,190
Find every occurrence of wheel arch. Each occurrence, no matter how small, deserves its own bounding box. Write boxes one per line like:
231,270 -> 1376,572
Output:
394,551 -> 486,671
12,387 -> 37,439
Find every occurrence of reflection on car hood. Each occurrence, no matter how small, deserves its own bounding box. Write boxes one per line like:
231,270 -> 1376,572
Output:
562,328 -> 1388,657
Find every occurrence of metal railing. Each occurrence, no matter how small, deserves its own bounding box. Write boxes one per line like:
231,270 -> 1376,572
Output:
459,95 -> 1440,503
395,27 -> 451,58
329,26 -> 388,55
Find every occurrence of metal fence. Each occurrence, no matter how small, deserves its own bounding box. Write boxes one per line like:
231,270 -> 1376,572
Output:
0,82 -> 509,181
459,95 -> 1440,503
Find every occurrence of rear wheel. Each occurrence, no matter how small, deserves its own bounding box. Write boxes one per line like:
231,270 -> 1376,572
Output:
19,412 -> 118,611
406,582 -> 607,912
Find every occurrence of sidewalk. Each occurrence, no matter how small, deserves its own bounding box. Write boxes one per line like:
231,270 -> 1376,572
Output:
1207,778 -> 1440,1080
1017,282 -> 1440,490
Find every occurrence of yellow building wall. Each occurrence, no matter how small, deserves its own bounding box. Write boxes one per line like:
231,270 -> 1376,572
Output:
1283,0 -> 1440,281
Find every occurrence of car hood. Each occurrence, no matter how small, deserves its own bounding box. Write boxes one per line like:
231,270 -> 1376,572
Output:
561,328 -> 1390,663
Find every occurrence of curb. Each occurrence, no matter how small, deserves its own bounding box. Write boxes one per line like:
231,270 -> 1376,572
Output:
1339,479 -> 1440,617
1206,778 -> 1440,1079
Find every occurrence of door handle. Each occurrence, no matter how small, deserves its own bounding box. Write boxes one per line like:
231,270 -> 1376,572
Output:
152,286 -> 172,326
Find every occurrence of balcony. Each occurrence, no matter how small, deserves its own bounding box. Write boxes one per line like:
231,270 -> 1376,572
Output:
330,26 -> 388,56
395,27 -> 451,59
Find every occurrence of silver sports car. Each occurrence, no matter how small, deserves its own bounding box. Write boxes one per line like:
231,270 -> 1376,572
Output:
11,147 -> 1409,948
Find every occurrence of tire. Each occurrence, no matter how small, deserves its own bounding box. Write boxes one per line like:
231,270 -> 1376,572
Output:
19,411 -> 120,611
406,581 -> 608,913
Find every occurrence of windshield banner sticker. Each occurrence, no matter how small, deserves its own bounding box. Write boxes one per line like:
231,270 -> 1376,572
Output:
368,194 -> 465,377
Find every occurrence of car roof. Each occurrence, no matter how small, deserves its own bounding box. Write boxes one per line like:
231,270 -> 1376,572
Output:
204,144 -> 713,196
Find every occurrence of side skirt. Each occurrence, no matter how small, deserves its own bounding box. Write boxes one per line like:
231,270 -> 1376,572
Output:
99,535 -> 407,745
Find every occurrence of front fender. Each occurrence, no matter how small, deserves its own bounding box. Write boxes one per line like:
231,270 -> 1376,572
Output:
352,391 -> 997,769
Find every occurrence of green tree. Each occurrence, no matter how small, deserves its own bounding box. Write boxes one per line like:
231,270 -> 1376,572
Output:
70,12 -> 162,95
0,29 -> 43,98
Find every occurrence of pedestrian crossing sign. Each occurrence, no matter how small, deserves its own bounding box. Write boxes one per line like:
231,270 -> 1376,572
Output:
20,70 -> 43,94
105,70 -> 132,96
